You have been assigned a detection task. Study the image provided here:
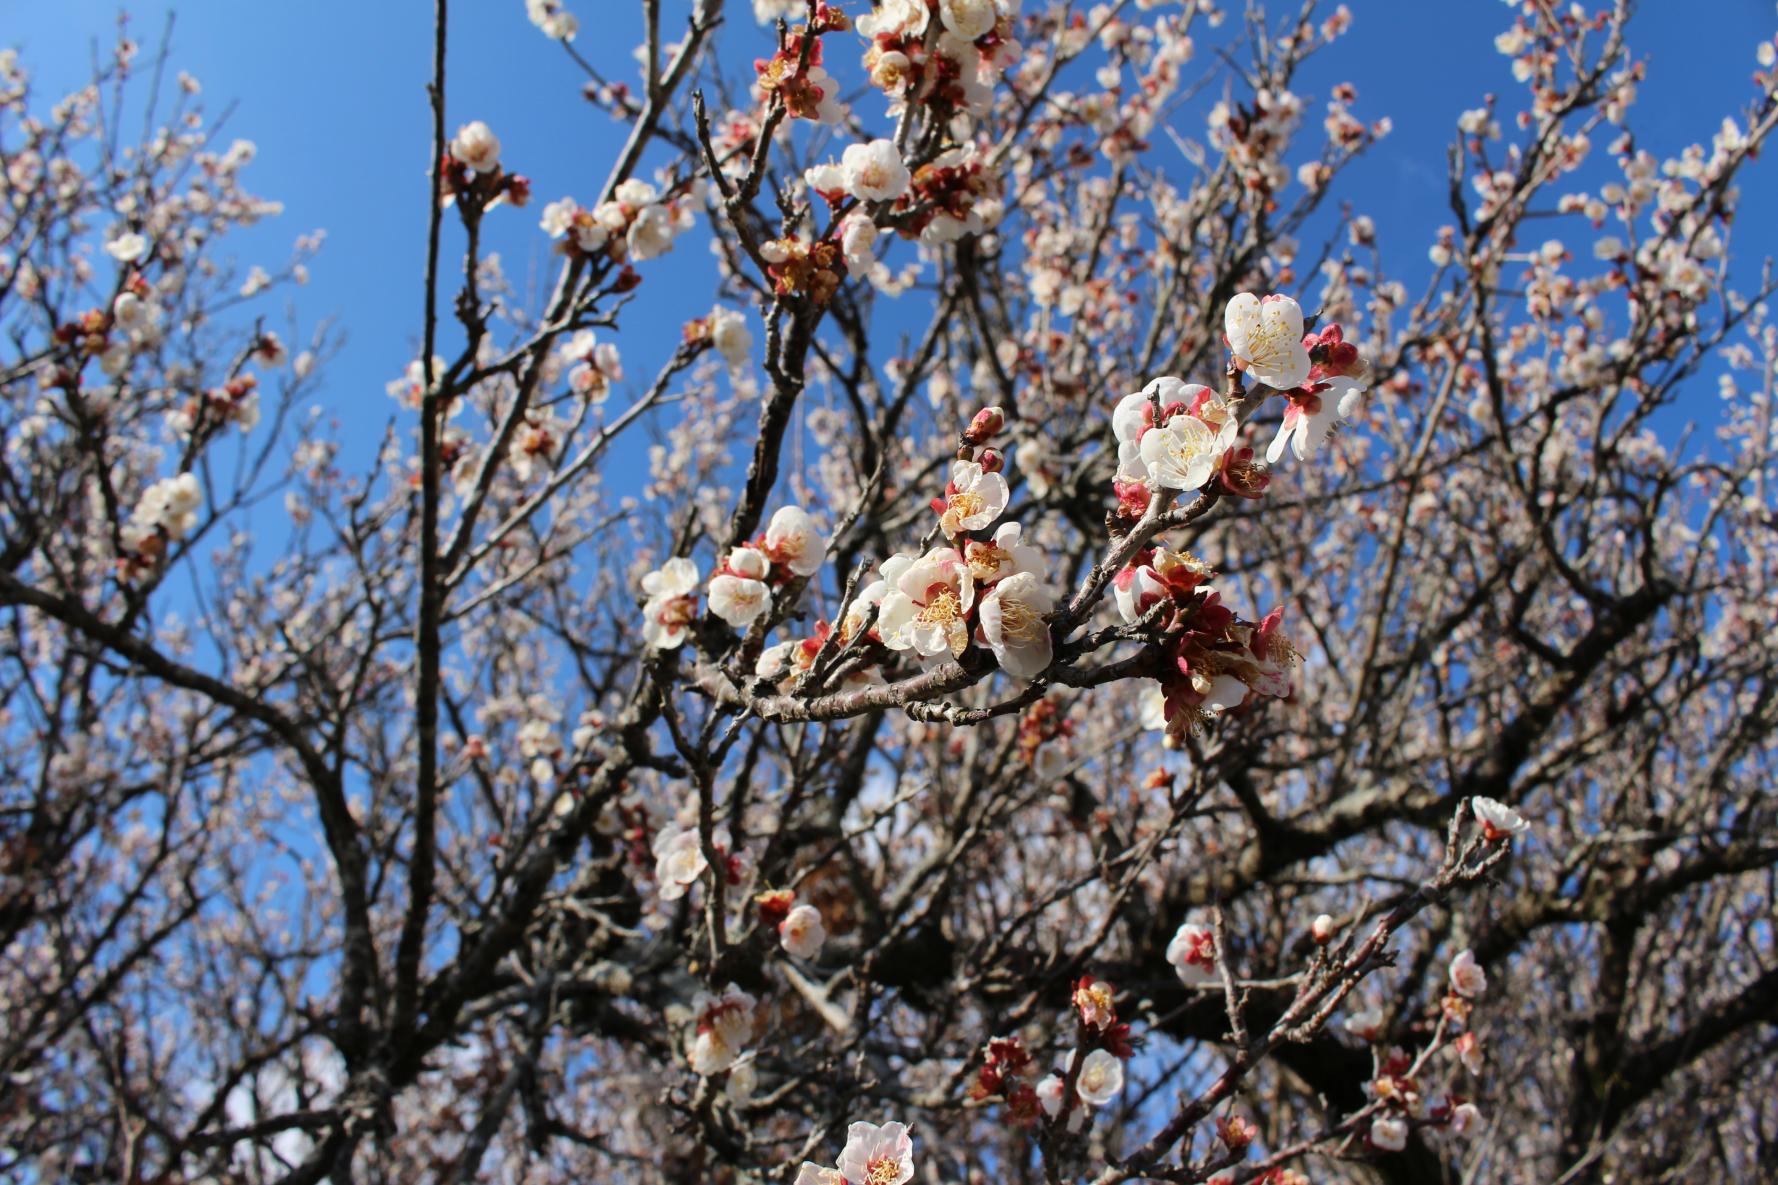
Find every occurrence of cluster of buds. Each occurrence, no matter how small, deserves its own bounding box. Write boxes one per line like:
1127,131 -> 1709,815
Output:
968,1035 -> 1042,1124
687,984 -> 756,1075
117,472 -> 203,580
1111,377 -> 1253,524
755,889 -> 828,959
1015,696 -> 1073,777
507,412 -> 561,482
760,235 -> 848,304
1116,548 -> 1297,742
707,506 -> 830,629
562,329 -> 624,403
856,0 -> 1019,116
900,144 -> 1006,245
169,373 -> 261,437
1071,976 -> 1137,1058
439,120 -> 530,210
538,177 -> 690,266
754,14 -> 850,124
1206,88 -> 1305,199
1364,1043 -> 1481,1150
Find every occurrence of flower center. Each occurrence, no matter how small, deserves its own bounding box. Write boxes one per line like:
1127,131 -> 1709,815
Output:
865,1158 -> 901,1185
996,596 -> 1042,642
919,587 -> 963,625
946,490 -> 984,521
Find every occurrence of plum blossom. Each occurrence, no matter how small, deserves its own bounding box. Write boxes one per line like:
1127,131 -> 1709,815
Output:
857,0 -> 929,39
938,0 -> 999,40
1370,1115 -> 1408,1152
877,548 -> 975,659
794,1166 -> 843,1185
1139,407 -> 1237,490
525,0 -> 578,39
1472,796 -> 1529,841
131,473 -> 203,543
937,458 -> 1009,538
764,505 -> 828,577
641,557 -> 699,649
978,571 -> 1054,679
653,823 -> 708,900
710,306 -> 753,369
1167,921 -> 1218,986
840,139 -> 911,202
1225,292 -> 1311,390
963,521 -> 1044,586
1265,389 -> 1345,465
838,1121 -> 914,1185
1074,1049 -> 1125,1107
687,984 -> 755,1075
451,120 -> 501,174
1449,949 -> 1487,998
840,211 -> 878,272
1345,1007 -> 1385,1041
779,903 -> 827,960
105,232 -> 149,263
709,546 -> 773,627
1450,1101 -> 1481,1135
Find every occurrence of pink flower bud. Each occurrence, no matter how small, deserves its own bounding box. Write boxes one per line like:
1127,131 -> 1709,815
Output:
963,405 -> 1004,445
1311,913 -> 1337,944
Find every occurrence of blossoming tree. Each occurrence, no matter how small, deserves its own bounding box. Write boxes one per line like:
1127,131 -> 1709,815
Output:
4,2 -> 1777,1183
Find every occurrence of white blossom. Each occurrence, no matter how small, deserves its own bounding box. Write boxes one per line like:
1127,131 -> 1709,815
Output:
1225,292 -> 1311,390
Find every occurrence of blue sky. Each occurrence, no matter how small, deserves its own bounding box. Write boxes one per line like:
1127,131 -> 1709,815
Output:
8,0 -> 1776,474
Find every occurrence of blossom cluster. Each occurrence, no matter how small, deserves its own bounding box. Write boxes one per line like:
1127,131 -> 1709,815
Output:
539,176 -> 694,265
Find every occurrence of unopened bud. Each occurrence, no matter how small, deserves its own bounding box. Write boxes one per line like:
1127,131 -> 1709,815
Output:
1311,913 -> 1337,945
962,405 -> 1004,445
977,447 -> 1004,473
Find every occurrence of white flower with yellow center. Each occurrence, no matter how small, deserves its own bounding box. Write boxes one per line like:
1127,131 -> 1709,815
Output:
978,571 -> 1054,679
1138,411 -> 1237,490
1225,292 -> 1311,390
939,458 -> 1009,538
877,548 -> 975,659
1075,1049 -> 1126,1107
838,1122 -> 914,1185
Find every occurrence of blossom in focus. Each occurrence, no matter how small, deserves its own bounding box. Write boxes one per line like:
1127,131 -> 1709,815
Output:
709,546 -> 773,627
877,548 -> 975,659
451,120 -> 501,174
840,139 -> 911,202
1074,1049 -> 1125,1107
964,521 -> 1044,586
1139,407 -> 1237,490
837,1121 -> 914,1185
1167,921 -> 1218,986
978,571 -> 1054,679
937,458 -> 1009,538
764,505 -> 828,577
641,557 -> 700,649
1449,949 -> 1487,999
780,903 -> 827,960
1225,292 -> 1311,390
1472,796 -> 1529,841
